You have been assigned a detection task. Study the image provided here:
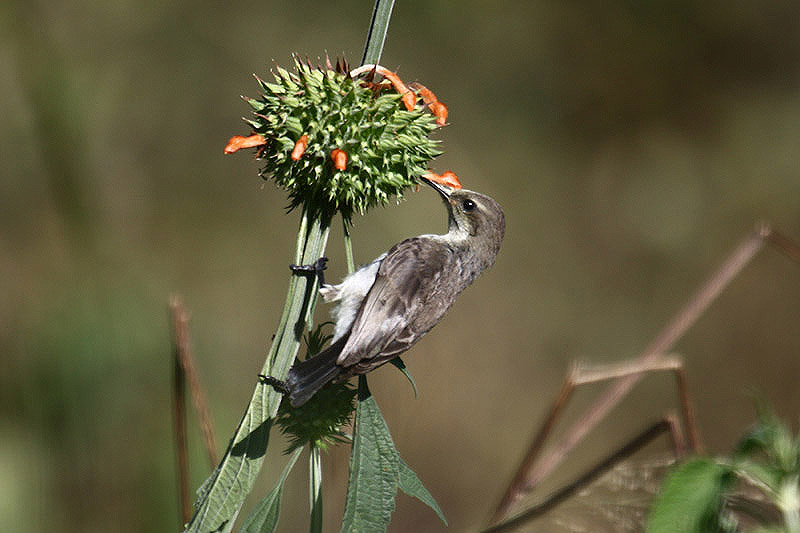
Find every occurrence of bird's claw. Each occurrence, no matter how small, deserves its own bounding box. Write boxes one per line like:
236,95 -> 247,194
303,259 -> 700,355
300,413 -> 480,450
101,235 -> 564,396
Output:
289,257 -> 329,286
259,374 -> 291,395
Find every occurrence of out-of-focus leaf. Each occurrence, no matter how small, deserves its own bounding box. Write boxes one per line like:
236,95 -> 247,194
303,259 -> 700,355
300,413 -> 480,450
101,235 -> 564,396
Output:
398,457 -> 447,525
240,447 -> 303,533
734,459 -> 782,494
647,458 -> 735,533
736,401 -> 800,483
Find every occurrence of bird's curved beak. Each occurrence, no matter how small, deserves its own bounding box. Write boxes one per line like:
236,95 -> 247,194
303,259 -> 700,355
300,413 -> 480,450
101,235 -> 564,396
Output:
420,171 -> 461,199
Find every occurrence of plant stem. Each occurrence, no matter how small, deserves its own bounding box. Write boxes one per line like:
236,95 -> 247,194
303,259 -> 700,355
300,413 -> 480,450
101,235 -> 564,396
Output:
343,219 -> 356,274
780,477 -> 800,533
184,208 -> 330,533
186,1 -> 396,530
309,445 -> 323,533
171,299 -> 191,525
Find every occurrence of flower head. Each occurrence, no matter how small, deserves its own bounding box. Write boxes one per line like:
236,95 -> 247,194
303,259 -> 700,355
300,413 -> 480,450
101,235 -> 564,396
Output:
229,56 -> 445,220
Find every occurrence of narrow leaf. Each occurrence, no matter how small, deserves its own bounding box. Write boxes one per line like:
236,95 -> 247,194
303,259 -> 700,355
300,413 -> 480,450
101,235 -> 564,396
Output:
647,458 -> 735,533
389,357 -> 417,398
361,0 -> 396,66
341,378 -> 399,533
240,447 -> 303,533
398,458 -> 447,525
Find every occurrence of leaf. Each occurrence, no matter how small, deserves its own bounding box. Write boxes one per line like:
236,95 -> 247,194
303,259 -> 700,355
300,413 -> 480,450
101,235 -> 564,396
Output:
647,458 -> 735,533
398,457 -> 447,525
185,213 -> 331,533
341,377 -> 446,532
389,357 -> 417,398
341,379 -> 400,533
240,448 -> 303,533
734,459 -> 782,494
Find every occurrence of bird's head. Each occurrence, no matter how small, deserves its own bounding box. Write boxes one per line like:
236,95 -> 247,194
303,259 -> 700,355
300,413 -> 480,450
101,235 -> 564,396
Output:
420,174 -> 505,269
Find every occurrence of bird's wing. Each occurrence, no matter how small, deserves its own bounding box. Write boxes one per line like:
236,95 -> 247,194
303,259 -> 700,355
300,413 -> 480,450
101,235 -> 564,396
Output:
336,237 -> 454,368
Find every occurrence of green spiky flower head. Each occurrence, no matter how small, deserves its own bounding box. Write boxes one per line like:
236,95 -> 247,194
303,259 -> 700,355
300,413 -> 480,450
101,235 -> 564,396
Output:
240,57 -> 443,220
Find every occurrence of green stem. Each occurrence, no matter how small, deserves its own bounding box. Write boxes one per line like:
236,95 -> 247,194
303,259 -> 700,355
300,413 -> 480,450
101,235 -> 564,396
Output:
343,218 -> 356,275
184,208 -> 330,533
780,477 -> 800,533
361,0 -> 395,66
187,1 -> 395,530
309,446 -> 323,533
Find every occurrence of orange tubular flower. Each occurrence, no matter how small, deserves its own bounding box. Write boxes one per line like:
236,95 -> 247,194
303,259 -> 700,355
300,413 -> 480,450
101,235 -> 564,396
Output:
423,170 -> 462,190
410,82 -> 448,126
224,134 -> 267,154
428,101 -> 448,126
331,149 -> 348,170
291,135 -> 309,161
350,64 -> 417,111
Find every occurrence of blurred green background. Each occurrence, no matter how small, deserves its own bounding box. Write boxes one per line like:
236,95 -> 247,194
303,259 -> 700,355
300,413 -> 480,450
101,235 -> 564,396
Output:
3,0 -> 800,531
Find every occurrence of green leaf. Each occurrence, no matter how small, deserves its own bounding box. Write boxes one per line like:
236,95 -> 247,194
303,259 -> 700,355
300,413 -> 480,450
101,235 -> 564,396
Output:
341,378 -> 399,533
734,458 -> 782,494
341,378 -> 446,531
736,400 -> 800,482
389,357 -> 417,398
361,0 -> 395,66
240,448 -> 303,533
647,458 -> 735,533
398,458 -> 447,525
184,212 -> 331,533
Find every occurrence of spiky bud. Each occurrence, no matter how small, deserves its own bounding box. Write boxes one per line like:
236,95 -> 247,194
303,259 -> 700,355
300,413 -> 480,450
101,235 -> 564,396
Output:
239,57 -> 443,220
276,381 -> 356,452
275,323 -> 356,452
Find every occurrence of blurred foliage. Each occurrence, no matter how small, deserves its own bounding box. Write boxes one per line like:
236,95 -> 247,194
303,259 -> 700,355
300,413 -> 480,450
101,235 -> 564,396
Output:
648,403 -> 800,532
2,0 -> 800,531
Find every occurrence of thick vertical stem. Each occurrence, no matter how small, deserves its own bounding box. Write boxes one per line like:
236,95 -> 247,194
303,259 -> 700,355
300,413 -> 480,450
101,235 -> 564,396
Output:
343,219 -> 356,275
309,446 -> 323,533
780,477 -> 800,533
264,210 -> 331,416
184,208 -> 330,533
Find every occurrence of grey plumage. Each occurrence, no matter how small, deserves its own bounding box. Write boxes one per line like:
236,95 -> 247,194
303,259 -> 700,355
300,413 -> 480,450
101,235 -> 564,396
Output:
285,178 -> 505,407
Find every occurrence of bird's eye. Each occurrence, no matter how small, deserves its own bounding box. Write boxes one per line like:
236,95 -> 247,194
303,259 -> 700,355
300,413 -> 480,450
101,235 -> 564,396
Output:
462,199 -> 476,212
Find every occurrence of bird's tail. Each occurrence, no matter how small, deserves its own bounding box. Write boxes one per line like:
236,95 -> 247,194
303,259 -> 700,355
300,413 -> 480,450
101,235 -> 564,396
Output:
286,335 -> 348,407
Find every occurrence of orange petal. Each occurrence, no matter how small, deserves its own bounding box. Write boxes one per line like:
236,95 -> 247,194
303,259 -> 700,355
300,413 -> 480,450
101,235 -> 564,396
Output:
401,90 -> 417,111
429,101 -> 449,126
423,170 -> 462,190
410,82 -> 448,125
381,70 -> 416,110
352,64 -> 417,111
224,134 -> 267,154
291,134 -> 309,161
331,149 -> 348,170
411,82 -> 438,105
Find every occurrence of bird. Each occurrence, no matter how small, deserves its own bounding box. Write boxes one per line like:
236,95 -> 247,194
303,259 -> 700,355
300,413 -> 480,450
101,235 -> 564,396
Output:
280,175 -> 505,407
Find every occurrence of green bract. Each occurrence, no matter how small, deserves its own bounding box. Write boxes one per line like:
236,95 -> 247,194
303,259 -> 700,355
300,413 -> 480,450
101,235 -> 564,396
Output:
243,58 -> 442,219
276,380 -> 356,452
275,323 -> 357,452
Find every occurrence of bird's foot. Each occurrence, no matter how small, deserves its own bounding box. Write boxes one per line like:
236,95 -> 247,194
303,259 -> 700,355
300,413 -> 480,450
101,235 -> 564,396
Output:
289,257 -> 328,286
259,374 -> 291,395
